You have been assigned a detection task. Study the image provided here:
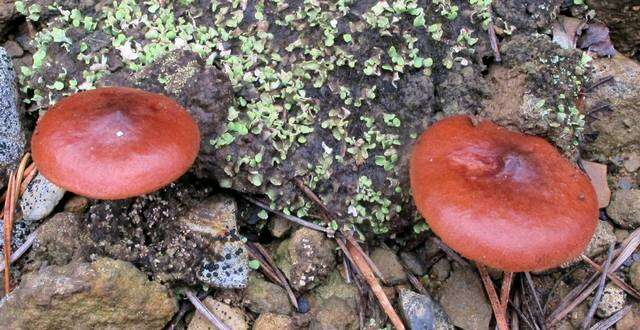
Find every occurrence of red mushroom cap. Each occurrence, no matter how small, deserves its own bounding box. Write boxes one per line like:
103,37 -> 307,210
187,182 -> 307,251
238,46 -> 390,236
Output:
32,87 -> 200,200
410,115 -> 598,272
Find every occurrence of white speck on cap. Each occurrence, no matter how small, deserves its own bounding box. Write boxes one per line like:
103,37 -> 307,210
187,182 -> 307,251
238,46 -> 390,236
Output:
116,131 -> 124,137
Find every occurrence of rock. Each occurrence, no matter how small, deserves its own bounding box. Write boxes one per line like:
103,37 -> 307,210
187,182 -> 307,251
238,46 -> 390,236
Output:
187,297 -> 248,330
430,258 -> 451,282
181,195 -> 248,288
623,152 -> 640,173
29,212 -> 93,266
614,228 -> 630,243
314,270 -> 358,309
0,258 -> 177,329
400,251 -> 427,276
629,261 -> 640,292
370,247 -> 407,285
399,289 -> 454,330
243,274 -> 292,315
585,55 -> 640,159
20,173 -> 66,221
616,304 -> 640,330
275,227 -> 336,291
0,47 -> 25,174
269,215 -> 292,238
584,220 -> 617,258
309,296 -> 358,330
253,313 -> 294,330
3,40 -> 22,58
63,195 -> 89,213
581,160 -> 611,208
85,186 -> 248,288
607,189 -> 640,228
586,1 -> 640,55
597,283 -> 626,318
437,265 -> 492,330
0,1 -> 18,37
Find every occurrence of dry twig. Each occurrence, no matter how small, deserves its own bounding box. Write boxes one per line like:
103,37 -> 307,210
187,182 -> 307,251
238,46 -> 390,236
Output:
588,305 -> 631,330
242,196 -> 334,235
185,289 -> 231,330
347,240 -> 405,330
581,244 -> 614,329
477,263 -> 509,330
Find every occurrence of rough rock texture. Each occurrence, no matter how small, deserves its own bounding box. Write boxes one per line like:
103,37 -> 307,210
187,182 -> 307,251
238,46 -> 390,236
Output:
494,0 -> 562,32
629,261 -> 640,292
181,195 -> 249,288
275,227 -> 336,291
616,303 -> 640,330
187,297 -> 248,330
0,258 -> 178,329
481,34 -> 590,155
0,1 -> 18,37
607,189 -> 640,228
0,47 -> 25,174
585,55 -> 640,159
400,251 -> 427,276
243,274 -> 292,315
84,180 -> 248,287
584,220 -> 617,257
253,313 -> 295,330
28,212 -> 94,267
309,296 -> 358,330
370,247 -> 408,285
597,283 -> 626,318
20,173 -> 66,221
586,1 -> 640,57
399,289 -> 454,330
313,269 -> 358,310
437,265 -> 492,330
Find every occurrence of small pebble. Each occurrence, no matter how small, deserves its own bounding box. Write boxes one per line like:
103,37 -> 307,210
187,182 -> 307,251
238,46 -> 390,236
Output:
596,283 -> 626,318
20,173 -> 66,221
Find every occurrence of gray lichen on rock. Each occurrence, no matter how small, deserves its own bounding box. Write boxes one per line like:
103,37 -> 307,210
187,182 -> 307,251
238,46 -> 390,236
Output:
0,46 -> 25,174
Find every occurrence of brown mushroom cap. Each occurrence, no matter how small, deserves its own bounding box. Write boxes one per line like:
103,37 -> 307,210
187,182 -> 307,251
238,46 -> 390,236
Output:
410,115 -> 598,272
32,87 -> 200,200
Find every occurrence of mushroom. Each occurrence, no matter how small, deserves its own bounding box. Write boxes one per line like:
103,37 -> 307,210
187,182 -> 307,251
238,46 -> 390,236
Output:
410,115 -> 598,329
31,87 -> 200,199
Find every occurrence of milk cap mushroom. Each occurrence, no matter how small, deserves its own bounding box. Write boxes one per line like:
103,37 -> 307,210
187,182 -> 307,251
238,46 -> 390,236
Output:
410,115 -> 598,272
31,87 -> 200,200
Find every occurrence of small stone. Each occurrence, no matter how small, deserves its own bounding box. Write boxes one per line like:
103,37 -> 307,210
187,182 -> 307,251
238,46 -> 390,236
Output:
597,283 -> 626,318
629,261 -> 640,292
583,220 -> 617,258
399,289 -> 454,330
607,189 -> 640,228
370,247 -> 408,285
243,274 -> 292,315
616,305 -> 640,330
187,297 -> 247,330
614,229 -> 630,244
437,265 -> 492,330
3,40 -> 23,58
269,215 -> 292,238
253,313 -> 294,330
275,227 -> 336,291
623,152 -> 640,172
63,195 -> 89,213
0,258 -> 177,329
0,47 -> 25,173
581,160 -> 611,208
430,258 -> 451,282
20,173 -> 66,221
29,212 -> 93,266
309,297 -> 358,330
180,195 -> 248,288
400,251 -> 427,276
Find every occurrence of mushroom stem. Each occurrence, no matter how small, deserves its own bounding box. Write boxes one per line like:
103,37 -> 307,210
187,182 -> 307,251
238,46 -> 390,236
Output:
478,263 -> 510,330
